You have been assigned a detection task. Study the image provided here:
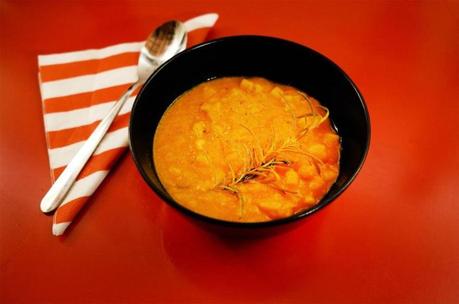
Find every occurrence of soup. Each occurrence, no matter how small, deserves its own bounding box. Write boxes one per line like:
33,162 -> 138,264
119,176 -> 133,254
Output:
153,77 -> 340,222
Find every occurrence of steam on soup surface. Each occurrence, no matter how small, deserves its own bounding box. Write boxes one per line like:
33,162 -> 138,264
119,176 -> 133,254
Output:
153,77 -> 340,222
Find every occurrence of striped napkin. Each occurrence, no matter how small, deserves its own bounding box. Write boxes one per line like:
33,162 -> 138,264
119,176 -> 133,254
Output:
38,13 -> 219,236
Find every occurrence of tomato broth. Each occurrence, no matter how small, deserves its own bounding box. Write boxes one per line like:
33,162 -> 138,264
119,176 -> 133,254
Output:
153,77 -> 340,222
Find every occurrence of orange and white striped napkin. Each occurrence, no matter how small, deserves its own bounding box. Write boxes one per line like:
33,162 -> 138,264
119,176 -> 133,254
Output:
38,13 -> 219,236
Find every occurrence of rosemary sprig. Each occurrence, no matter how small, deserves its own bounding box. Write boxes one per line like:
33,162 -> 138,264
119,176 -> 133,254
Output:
220,184 -> 245,219
231,158 -> 290,185
296,91 -> 329,139
216,91 -> 331,219
219,157 -> 289,218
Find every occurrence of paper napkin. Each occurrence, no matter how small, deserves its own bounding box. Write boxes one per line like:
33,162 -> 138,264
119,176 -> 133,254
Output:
38,13 -> 219,236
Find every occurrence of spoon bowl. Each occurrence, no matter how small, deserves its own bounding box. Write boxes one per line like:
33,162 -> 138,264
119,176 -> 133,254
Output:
138,21 -> 187,83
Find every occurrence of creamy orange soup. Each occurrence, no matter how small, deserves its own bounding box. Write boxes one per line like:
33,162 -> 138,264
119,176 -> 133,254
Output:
154,77 -> 340,222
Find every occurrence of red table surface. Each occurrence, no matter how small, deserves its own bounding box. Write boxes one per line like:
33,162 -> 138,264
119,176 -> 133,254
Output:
1,0 -> 458,303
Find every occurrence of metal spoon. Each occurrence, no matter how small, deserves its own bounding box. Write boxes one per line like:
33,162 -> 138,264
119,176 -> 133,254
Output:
40,21 -> 187,213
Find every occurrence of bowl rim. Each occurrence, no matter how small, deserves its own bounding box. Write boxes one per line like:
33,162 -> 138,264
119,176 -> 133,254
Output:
129,34 -> 371,228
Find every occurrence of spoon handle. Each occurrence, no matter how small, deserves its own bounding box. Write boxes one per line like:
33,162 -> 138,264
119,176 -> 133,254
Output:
40,82 -> 139,213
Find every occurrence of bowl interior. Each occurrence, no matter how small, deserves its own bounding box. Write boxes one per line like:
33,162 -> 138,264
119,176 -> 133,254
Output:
129,35 -> 370,225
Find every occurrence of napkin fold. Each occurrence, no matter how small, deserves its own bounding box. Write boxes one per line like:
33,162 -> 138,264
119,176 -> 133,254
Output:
38,13 -> 219,236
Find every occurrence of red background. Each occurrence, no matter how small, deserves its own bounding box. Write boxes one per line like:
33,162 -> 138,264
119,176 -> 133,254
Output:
1,0 -> 458,303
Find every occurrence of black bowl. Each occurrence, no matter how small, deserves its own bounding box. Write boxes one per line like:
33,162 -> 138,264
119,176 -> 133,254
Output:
129,35 -> 370,227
